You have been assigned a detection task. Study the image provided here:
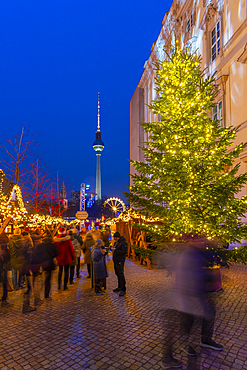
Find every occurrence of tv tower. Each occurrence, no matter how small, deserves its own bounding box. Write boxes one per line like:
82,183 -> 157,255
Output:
93,92 -> 104,200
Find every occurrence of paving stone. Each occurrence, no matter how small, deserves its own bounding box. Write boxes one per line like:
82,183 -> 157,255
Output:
0,260 -> 247,369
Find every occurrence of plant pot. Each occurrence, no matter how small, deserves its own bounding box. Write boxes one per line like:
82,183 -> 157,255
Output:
205,267 -> 222,292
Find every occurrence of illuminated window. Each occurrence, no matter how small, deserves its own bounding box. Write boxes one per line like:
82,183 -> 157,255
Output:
186,13 -> 193,33
211,22 -> 220,61
213,100 -> 223,127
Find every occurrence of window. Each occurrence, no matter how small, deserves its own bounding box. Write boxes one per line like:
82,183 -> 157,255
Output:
211,22 -> 220,61
186,13 -> 193,33
213,100 -> 223,127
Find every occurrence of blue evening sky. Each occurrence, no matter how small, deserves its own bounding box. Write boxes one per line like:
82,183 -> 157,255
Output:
0,0 -> 172,201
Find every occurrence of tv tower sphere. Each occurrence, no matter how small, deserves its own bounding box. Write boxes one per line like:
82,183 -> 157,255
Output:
93,92 -> 104,200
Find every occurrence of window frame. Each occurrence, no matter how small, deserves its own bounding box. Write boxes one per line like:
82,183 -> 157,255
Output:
211,21 -> 221,62
186,13 -> 193,33
213,100 -> 223,128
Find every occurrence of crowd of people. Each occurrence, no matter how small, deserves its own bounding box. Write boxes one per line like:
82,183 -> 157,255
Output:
1,225 -> 225,367
0,225 -> 128,313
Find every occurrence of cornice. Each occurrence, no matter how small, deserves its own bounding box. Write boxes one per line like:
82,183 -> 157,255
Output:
237,43 -> 247,64
223,19 -> 247,53
216,30 -> 247,72
216,74 -> 228,95
200,2 -> 218,30
238,120 -> 247,133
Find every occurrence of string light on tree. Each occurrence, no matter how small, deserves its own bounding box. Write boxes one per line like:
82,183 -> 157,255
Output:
124,41 -> 247,245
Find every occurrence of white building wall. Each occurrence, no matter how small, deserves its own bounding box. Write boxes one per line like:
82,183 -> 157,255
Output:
130,0 -> 247,195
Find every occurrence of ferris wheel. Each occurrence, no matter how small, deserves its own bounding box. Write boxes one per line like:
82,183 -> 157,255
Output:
104,197 -> 126,216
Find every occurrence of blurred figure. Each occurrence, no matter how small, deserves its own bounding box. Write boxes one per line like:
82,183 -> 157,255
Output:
20,229 -> 35,313
68,230 -> 76,285
0,233 -> 11,308
53,227 -> 75,291
162,236 -> 223,369
30,228 -> 42,248
9,228 -> 24,290
32,233 -> 59,301
30,229 -> 44,307
83,233 -> 95,279
112,232 -> 128,297
21,227 -> 34,293
67,229 -> 83,278
101,230 -> 110,250
91,239 -> 107,295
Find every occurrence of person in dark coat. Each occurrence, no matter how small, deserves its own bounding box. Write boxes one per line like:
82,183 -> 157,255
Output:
9,228 -> 24,290
0,233 -> 11,308
21,228 -> 34,293
53,227 -> 75,291
30,229 -> 42,248
69,227 -> 83,246
68,231 -> 76,285
69,228 -> 83,278
112,232 -> 128,297
162,236 -> 223,369
83,233 -> 95,278
32,233 -> 59,301
9,228 -> 35,313
91,239 -> 107,295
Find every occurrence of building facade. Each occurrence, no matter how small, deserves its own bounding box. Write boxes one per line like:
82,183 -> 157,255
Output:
130,0 -> 247,196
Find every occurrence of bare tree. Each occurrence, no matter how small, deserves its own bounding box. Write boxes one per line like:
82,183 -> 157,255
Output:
0,124 -> 38,197
28,160 -> 51,214
45,182 -> 67,217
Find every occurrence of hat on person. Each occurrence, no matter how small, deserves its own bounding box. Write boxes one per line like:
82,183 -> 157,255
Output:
57,227 -> 66,237
96,239 -> 103,246
113,232 -> 120,238
14,228 -> 21,235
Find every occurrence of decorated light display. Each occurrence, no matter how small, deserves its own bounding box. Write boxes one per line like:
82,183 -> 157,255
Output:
104,197 -> 126,217
106,207 -> 162,226
0,169 -> 80,231
124,41 -> 247,245
0,169 -> 28,225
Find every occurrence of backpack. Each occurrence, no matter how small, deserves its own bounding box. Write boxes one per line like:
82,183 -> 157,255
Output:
72,238 -> 81,258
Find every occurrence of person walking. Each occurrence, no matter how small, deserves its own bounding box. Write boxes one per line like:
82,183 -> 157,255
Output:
30,229 -> 44,307
30,229 -> 42,249
33,232 -> 59,301
83,232 -> 95,278
68,230 -> 76,285
112,232 -> 128,297
21,227 -> 34,294
68,230 -> 82,280
53,227 -> 75,291
162,235 -> 223,369
0,233 -> 11,308
91,239 -> 107,295
9,228 -> 24,290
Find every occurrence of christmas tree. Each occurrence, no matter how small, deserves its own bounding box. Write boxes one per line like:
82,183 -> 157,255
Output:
124,42 -> 247,245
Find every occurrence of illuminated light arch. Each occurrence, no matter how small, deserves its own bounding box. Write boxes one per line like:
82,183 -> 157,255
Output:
0,169 -> 28,225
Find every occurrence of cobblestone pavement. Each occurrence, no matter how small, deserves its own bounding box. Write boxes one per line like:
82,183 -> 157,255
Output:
0,257 -> 247,370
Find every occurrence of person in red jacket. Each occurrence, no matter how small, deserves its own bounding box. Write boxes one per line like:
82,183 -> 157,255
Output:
53,227 -> 75,291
